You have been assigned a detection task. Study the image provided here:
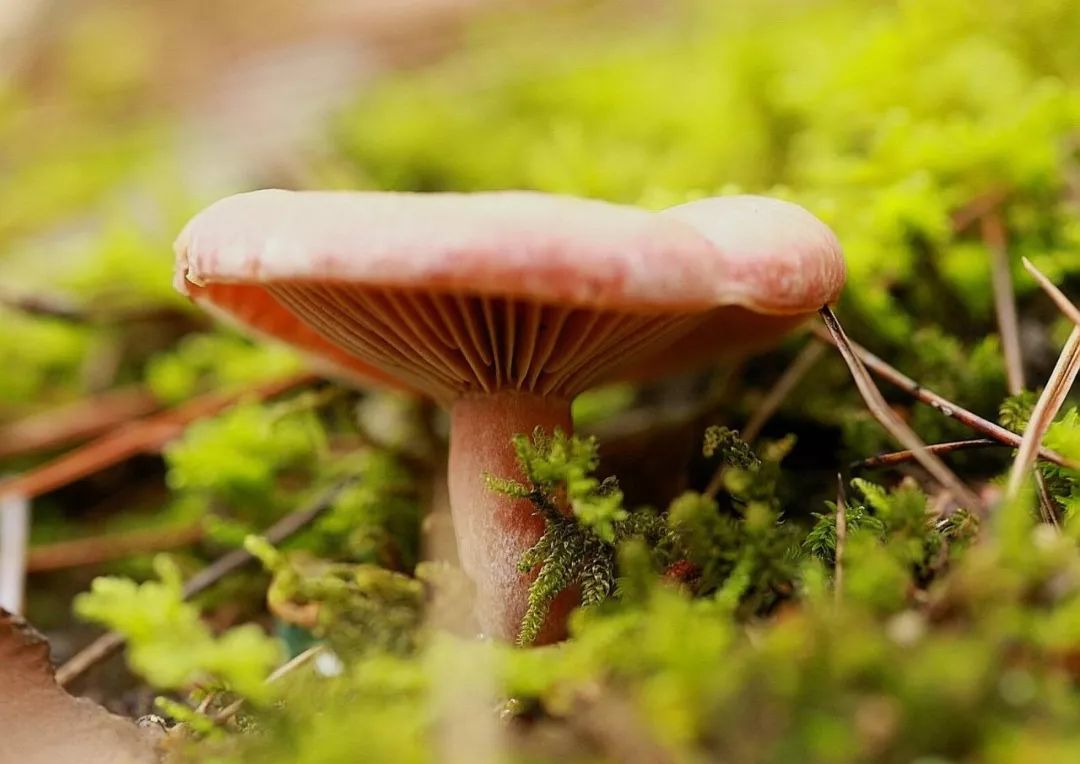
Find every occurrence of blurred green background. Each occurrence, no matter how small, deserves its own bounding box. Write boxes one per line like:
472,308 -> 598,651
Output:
3,0 -> 1079,408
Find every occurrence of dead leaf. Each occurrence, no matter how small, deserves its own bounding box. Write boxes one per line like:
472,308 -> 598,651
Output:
0,610 -> 160,764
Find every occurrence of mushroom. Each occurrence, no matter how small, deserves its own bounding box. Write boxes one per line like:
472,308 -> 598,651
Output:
174,190 -> 844,643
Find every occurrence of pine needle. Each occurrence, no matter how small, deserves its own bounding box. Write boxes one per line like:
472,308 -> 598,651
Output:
810,326 -> 1077,470
1005,260 -> 1080,500
1023,257 -> 1080,327
741,338 -> 826,443
983,212 -> 1025,395
819,306 -> 984,513
1005,326 -> 1080,499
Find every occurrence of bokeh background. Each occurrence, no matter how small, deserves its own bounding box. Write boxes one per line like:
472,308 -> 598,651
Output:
3,0 -> 1079,408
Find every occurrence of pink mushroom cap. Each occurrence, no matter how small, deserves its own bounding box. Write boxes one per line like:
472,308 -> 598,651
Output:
175,190 -> 844,393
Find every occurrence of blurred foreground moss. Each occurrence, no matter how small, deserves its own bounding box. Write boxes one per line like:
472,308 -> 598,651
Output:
78,423 -> 1080,763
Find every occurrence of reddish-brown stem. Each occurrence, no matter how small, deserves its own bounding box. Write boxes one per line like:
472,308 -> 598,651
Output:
448,392 -> 578,644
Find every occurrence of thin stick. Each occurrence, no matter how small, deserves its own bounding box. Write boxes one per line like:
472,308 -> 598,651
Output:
853,439 -> 999,470
26,524 -> 204,572
0,374 -> 315,500
55,479 -> 351,687
810,325 -> 1077,470
819,307 -> 984,512
0,290 -> 197,326
834,475 -> 846,605
701,342 -> 822,498
0,386 -> 160,461
1005,326 -> 1080,499
1023,257 -> 1080,328
214,645 -> 326,725
742,339 -> 826,443
1006,260 -> 1080,500
1034,472 -> 1061,529
982,212 -> 1025,395
0,494 -> 29,613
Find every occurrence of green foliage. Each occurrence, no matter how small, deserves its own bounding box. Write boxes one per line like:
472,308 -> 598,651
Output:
702,425 -> 760,469
807,478 -> 980,614
497,427 -> 628,541
570,383 -> 636,426
164,400 -> 322,524
247,535 -> 424,660
0,311 -> 90,405
1000,390 -> 1038,431
1042,408 -> 1080,521
488,427 -> 668,644
74,555 -> 281,700
311,451 -> 422,570
146,333 -> 302,404
494,426 -> 806,644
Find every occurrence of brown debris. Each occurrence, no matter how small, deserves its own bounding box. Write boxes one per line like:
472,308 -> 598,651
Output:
0,386 -> 160,461
0,373 -> 315,500
0,610 -> 160,764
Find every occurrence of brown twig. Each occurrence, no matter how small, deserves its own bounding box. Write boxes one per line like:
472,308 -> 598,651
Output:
819,307 -> 984,512
0,291 -> 87,322
26,524 -> 204,572
982,212 -> 1025,395
1034,472 -> 1062,528
55,478 -> 352,687
1006,326 -> 1080,499
1005,259 -> 1080,501
213,645 -> 326,725
809,325 -> 1077,470
0,386 -> 160,461
0,290 -> 198,326
951,187 -> 1009,232
742,338 -> 826,443
0,373 -> 316,500
1023,257 -> 1080,327
701,340 -> 824,499
853,439 -> 1000,470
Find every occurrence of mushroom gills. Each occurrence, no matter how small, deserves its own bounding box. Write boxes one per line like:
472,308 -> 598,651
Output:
267,283 -> 703,400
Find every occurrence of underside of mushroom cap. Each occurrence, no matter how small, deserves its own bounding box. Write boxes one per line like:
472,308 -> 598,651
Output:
185,281 -> 407,389
174,190 -> 845,399
266,282 -> 700,401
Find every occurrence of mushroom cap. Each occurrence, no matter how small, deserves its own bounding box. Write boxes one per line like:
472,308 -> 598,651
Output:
658,195 -> 844,314
610,195 -> 844,379
175,190 -> 844,399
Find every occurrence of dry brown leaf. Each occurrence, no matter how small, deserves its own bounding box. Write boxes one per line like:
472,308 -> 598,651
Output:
0,611 -> 160,764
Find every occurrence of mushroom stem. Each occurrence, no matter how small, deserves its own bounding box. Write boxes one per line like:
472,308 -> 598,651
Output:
448,391 -> 579,643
